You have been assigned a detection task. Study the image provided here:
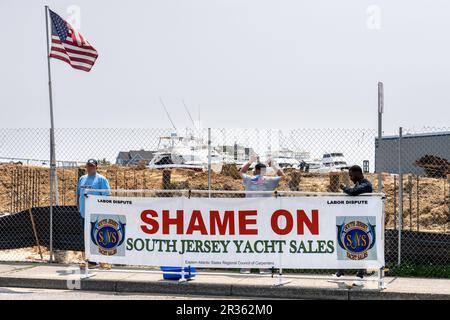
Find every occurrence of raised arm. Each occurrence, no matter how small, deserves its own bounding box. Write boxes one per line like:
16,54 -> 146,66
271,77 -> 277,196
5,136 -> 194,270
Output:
341,180 -> 373,196
240,154 -> 258,176
267,159 -> 286,180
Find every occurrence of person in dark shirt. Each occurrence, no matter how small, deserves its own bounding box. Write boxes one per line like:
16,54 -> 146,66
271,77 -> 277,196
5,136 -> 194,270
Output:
334,165 -> 373,286
340,165 -> 373,196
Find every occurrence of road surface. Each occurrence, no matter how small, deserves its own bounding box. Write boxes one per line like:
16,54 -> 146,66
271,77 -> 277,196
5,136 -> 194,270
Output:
0,287 -> 252,300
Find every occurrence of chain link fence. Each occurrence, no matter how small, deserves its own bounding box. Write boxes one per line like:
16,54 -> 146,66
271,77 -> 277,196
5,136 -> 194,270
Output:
377,126 -> 450,277
0,127 -> 449,277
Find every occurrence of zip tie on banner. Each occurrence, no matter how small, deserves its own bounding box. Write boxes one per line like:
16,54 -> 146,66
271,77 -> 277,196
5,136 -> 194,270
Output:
274,190 -> 278,198
188,189 -> 192,199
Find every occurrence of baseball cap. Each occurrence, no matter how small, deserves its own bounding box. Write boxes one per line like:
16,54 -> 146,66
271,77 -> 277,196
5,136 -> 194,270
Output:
86,159 -> 98,166
254,162 -> 267,170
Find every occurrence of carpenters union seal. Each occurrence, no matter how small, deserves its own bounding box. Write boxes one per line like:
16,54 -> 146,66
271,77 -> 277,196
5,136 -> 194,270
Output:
90,216 -> 126,256
336,218 -> 376,260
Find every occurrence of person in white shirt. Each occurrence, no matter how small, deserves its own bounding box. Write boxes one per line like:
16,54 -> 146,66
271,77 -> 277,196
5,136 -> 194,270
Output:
239,154 -> 286,274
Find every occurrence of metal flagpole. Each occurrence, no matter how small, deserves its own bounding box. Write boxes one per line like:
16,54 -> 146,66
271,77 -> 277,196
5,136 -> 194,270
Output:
45,5 -> 56,262
377,82 -> 384,193
398,127 -> 403,266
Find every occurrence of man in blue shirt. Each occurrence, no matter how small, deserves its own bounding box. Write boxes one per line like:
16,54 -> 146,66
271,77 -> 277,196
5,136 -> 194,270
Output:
77,159 -> 111,268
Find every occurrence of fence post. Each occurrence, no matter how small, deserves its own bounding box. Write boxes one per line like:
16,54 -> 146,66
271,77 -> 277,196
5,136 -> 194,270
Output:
393,175 -> 397,230
447,174 -> 450,231
398,127 -> 403,266
49,129 -> 54,263
10,169 -> 13,213
208,128 -> 211,198
417,175 -> 420,231
409,175 -> 413,230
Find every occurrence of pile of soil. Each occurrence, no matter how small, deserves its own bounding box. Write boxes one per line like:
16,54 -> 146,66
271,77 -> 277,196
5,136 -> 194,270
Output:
415,155 -> 450,177
1,163 -> 448,232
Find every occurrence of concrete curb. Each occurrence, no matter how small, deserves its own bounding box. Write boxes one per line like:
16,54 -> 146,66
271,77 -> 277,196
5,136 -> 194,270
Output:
0,276 -> 349,299
230,283 -> 349,300
2,276 -> 449,300
116,280 -> 233,297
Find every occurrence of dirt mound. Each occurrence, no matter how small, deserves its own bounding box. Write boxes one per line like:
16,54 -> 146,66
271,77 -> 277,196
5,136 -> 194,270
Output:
1,164 -> 448,232
415,155 -> 450,177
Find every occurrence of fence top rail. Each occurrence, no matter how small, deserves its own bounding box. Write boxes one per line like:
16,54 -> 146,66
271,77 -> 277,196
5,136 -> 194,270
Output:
85,188 -> 385,197
0,156 -> 85,165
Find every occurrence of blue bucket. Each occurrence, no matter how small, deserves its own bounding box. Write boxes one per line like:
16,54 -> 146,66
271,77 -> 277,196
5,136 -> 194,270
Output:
160,266 -> 197,280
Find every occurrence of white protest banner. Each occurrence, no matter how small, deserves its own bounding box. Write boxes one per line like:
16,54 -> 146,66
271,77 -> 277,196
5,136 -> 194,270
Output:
85,195 -> 384,269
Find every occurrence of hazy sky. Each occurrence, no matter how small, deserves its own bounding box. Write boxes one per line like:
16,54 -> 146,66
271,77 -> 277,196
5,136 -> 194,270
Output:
1,0 -> 450,134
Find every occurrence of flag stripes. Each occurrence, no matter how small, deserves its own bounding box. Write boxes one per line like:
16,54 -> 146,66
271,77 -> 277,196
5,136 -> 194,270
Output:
48,9 -> 98,72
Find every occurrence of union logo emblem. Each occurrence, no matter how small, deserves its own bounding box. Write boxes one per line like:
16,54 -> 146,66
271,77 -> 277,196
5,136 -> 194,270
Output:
90,218 -> 126,256
337,219 -> 376,260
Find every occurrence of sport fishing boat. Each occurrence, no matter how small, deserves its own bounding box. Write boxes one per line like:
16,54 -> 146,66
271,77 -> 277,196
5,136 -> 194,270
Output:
318,152 -> 351,173
148,135 -> 224,172
266,148 -> 300,168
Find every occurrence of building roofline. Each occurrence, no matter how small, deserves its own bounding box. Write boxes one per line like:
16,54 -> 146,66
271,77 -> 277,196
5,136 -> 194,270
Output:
376,131 -> 450,140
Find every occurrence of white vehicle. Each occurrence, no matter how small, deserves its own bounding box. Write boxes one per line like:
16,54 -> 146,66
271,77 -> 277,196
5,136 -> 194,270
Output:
148,135 -> 224,172
318,152 -> 351,173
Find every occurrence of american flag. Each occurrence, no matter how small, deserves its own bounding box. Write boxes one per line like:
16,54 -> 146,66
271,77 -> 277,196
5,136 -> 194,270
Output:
49,9 -> 98,72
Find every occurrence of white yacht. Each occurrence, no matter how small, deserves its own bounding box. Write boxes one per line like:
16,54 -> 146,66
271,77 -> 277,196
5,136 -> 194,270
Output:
267,148 -> 301,168
318,152 -> 351,173
148,135 -> 224,173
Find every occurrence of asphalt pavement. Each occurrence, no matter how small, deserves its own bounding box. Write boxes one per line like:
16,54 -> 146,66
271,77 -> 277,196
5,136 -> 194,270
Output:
0,263 -> 449,300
